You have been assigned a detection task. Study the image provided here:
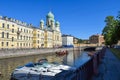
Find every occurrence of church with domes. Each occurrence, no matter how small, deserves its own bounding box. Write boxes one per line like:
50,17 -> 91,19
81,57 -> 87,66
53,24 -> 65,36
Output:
0,11 -> 62,49
39,11 -> 62,48
40,11 -> 60,32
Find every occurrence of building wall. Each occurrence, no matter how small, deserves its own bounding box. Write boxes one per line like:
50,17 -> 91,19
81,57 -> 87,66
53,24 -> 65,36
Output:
44,30 -> 53,48
17,25 -> 33,49
89,34 -> 105,46
62,36 -> 73,47
0,17 -> 34,49
0,19 -> 18,49
33,29 -> 44,48
0,11 -> 62,49
53,31 -> 62,47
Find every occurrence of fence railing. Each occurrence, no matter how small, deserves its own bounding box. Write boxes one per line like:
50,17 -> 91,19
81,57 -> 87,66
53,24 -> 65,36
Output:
71,47 -> 106,80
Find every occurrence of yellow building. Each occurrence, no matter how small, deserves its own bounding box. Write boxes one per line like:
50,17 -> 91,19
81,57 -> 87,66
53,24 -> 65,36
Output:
0,16 -> 18,49
17,24 -> 33,49
0,16 -> 34,49
44,12 -> 62,48
44,30 -> 53,48
0,11 -> 62,49
33,28 -> 44,48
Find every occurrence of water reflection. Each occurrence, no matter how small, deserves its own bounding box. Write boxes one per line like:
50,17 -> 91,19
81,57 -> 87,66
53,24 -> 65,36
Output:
64,50 -> 91,68
0,50 -> 90,80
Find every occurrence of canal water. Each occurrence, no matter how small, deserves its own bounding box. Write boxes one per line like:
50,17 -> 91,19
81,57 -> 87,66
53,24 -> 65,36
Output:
0,50 -> 90,80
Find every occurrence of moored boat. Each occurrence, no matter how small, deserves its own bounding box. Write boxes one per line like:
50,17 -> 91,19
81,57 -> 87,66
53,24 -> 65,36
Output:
10,59 -> 76,80
56,50 -> 68,56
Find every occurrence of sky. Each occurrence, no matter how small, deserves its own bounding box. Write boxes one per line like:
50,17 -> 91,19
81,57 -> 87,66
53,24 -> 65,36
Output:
0,0 -> 120,39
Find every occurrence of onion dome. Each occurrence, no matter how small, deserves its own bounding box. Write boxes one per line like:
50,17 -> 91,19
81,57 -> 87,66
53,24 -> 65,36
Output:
46,11 -> 54,19
55,21 -> 60,26
40,19 -> 44,23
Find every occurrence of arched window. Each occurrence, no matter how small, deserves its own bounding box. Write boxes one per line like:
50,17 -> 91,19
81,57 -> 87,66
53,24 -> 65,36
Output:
2,23 -> 5,28
2,32 -> 4,38
7,33 -> 9,38
12,37 -> 14,42
7,24 -> 9,29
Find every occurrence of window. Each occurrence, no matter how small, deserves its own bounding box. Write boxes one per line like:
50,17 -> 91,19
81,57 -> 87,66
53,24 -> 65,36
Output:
7,24 -> 9,29
6,42 -> 9,46
20,35 -> 22,40
24,36 -> 25,40
24,43 -> 25,46
12,29 -> 14,33
38,34 -> 39,38
17,35 -> 19,39
2,23 -> 5,28
20,43 -> 22,47
38,40 -> 39,43
26,36 -> 28,40
17,43 -> 19,46
24,29 -> 25,32
18,28 -> 19,31
12,37 -> 14,42
2,42 -> 4,46
7,33 -> 9,38
2,32 -> 4,38
12,24 -> 14,27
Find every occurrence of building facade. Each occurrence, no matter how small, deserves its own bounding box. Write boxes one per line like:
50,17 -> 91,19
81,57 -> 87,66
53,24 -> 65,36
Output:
62,35 -> 74,47
33,28 -> 44,48
44,12 -> 62,48
0,16 -> 33,49
0,12 -> 62,49
89,34 -> 105,46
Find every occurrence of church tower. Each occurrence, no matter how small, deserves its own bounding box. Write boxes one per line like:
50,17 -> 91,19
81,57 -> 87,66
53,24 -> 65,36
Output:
46,11 -> 55,30
55,21 -> 60,32
40,19 -> 44,29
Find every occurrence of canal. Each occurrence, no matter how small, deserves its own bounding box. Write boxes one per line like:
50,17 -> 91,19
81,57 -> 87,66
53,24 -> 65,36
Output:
0,50 -> 90,80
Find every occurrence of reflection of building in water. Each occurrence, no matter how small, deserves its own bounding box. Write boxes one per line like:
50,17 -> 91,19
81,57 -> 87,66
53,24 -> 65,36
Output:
63,50 -> 84,66
63,50 -> 74,66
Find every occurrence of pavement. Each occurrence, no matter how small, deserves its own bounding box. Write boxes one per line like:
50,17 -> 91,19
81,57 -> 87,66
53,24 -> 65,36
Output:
92,48 -> 120,80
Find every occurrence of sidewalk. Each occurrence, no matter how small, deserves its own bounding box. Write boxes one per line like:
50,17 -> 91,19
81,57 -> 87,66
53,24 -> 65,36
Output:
92,48 -> 120,80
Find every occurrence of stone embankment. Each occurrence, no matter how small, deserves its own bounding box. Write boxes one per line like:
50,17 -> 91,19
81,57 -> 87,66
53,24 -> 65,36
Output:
0,47 -> 80,59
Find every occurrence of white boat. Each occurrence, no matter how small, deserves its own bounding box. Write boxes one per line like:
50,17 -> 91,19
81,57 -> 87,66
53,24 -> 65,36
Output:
10,59 -> 76,80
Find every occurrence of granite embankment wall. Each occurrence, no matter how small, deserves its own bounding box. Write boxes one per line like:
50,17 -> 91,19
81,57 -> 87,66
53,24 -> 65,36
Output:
0,47 -> 80,59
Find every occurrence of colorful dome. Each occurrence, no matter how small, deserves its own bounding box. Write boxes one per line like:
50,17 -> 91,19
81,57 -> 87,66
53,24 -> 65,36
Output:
47,11 -> 54,18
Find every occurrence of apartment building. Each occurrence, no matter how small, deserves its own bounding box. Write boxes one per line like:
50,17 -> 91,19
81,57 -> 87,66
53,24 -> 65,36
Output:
89,34 -> 105,46
0,11 -> 62,49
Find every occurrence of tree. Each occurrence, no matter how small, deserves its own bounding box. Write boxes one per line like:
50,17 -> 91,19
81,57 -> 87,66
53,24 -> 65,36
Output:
116,11 -> 120,40
102,16 -> 118,47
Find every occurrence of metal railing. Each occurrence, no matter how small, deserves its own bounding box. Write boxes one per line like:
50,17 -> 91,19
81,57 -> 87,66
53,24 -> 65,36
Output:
71,47 -> 106,80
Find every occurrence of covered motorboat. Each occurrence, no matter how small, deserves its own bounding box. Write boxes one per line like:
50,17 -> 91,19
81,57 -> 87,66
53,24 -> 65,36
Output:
11,60 -> 76,80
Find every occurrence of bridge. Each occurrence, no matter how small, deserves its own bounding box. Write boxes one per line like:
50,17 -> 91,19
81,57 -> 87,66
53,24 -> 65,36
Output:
74,46 -> 103,51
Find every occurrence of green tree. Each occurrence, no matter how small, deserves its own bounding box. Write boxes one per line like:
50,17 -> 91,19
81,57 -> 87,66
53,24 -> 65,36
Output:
102,16 -> 118,47
116,11 -> 120,40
